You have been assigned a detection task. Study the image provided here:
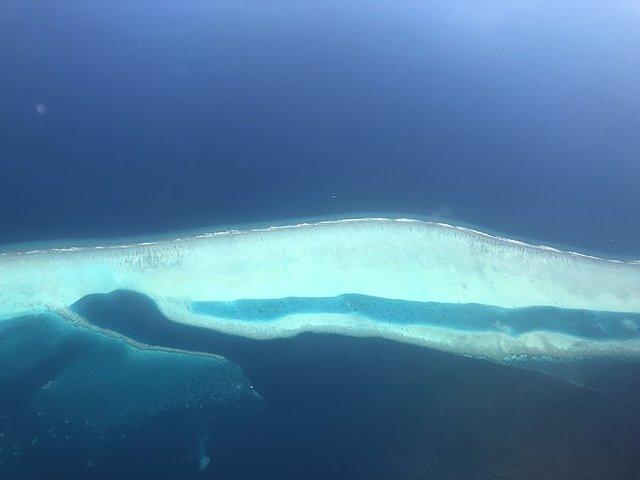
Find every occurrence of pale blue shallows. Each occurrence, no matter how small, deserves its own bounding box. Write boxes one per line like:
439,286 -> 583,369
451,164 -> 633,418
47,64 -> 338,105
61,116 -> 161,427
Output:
190,294 -> 640,341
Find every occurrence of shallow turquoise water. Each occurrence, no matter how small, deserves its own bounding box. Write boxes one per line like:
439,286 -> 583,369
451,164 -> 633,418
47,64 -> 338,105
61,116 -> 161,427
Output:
190,294 -> 640,341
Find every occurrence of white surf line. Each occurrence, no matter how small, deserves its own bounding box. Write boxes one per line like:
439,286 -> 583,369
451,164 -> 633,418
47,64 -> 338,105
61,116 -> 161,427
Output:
0,217 -> 635,265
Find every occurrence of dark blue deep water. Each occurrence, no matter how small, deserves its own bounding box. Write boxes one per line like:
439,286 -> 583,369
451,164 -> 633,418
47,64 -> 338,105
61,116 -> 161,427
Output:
3,290 -> 640,479
1,0 -> 639,256
1,2 -> 640,479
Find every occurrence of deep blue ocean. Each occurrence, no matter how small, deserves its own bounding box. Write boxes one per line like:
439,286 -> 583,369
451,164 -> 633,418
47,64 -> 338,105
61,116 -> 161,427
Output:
1,0 -> 639,256
1,1 -> 640,479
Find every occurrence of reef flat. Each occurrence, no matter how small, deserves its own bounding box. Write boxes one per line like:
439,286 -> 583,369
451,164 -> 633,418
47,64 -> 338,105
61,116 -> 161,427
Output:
1,218 -> 639,360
